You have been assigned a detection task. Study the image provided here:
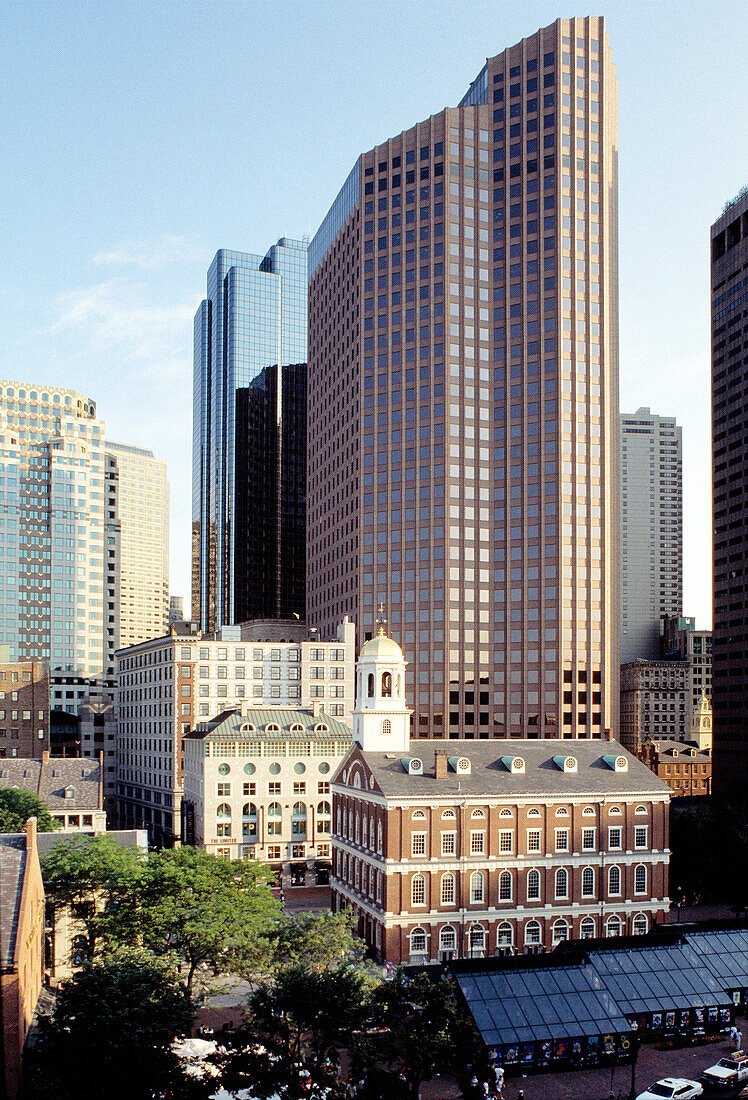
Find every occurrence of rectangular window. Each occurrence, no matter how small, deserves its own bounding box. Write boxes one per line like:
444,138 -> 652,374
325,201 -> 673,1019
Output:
635,825 -> 648,849
441,831 -> 456,855
317,781 -> 330,794
555,828 -> 569,852
499,830 -> 513,853
243,783 -> 256,796
582,828 -> 596,851
527,829 -> 541,852
412,832 -> 426,856
470,831 -> 485,854
608,826 -> 622,850
293,782 -> 306,794
268,782 -> 281,795
216,783 -> 230,796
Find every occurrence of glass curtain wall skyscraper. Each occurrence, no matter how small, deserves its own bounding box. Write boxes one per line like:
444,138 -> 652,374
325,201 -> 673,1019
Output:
307,17 -> 619,739
192,239 -> 308,633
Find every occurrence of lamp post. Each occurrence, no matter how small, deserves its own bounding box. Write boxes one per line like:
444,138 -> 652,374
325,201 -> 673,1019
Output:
629,1022 -> 640,1100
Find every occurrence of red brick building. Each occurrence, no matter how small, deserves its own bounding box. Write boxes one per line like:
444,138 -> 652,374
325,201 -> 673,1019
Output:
331,634 -> 671,963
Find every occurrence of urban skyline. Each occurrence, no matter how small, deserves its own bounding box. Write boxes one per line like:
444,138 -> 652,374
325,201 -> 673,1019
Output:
1,1 -> 741,631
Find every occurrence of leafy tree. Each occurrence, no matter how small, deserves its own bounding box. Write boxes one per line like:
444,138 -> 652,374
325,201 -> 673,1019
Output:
139,846 -> 280,993
28,952 -> 201,1100
220,964 -> 372,1099
0,787 -> 60,833
262,908 -> 368,977
41,834 -> 144,960
353,969 -> 480,1099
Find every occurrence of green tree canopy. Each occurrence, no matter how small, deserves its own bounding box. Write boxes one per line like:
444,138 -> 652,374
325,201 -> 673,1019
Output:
0,787 -> 60,833
221,964 -> 373,1099
353,969 -> 481,1098
41,834 -> 145,959
261,908 -> 368,977
138,846 -> 280,992
29,952 -> 200,1100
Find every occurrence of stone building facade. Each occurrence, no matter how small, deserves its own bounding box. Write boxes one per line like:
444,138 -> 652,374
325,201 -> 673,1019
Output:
331,633 -> 670,964
183,708 -> 351,886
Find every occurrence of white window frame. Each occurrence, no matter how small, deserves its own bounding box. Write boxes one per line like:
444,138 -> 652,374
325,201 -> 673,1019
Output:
526,828 -> 541,853
555,827 -> 569,852
411,832 -> 427,857
608,825 -> 622,851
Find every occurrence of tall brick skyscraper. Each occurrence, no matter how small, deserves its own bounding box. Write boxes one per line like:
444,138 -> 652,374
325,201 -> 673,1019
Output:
308,17 -> 619,740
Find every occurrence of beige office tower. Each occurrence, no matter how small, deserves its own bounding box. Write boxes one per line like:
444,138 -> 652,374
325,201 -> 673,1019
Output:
105,442 -> 169,650
308,17 -> 619,739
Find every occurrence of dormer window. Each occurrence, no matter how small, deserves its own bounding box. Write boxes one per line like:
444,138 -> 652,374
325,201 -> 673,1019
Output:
64,786 -> 75,800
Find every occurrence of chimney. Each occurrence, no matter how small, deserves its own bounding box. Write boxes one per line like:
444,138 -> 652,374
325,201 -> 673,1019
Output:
26,816 -> 37,850
312,699 -> 322,717
435,752 -> 448,780
42,750 -> 49,763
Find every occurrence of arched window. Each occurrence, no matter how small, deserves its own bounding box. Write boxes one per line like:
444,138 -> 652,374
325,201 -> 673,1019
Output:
242,803 -> 257,839
499,870 -> 512,901
216,803 -> 232,818
439,925 -> 456,951
608,805 -> 622,815
580,917 -> 596,939
497,921 -> 513,946
632,913 -> 648,936
412,809 -> 427,820
353,772 -> 362,789
411,874 -> 426,906
470,871 -> 484,904
499,807 -> 513,817
377,821 -> 382,852
382,671 -> 392,697
608,865 -> 621,895
635,804 -> 648,815
441,808 -> 456,819
527,807 -> 541,818
367,673 -> 374,697
361,817 -> 368,847
471,808 -> 485,819
582,866 -> 595,897
382,719 -> 391,736
555,806 -> 569,817
634,864 -> 647,894
555,867 -> 568,898
468,926 -> 485,955
527,869 -> 540,900
409,927 -> 427,955
441,873 -> 455,905
267,802 -> 282,836
317,802 -> 331,835
552,918 -> 569,946
605,915 -> 622,938
524,920 -> 542,945
582,806 -> 595,816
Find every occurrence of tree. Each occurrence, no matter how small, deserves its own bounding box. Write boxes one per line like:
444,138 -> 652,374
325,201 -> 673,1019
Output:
262,909 -> 369,977
353,969 -> 480,1099
28,952 -> 201,1100
41,834 -> 144,960
139,846 -> 280,993
221,964 -> 373,1099
0,788 -> 59,833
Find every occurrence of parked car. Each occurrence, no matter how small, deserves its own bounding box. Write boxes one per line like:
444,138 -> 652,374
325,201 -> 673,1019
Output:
700,1051 -> 748,1090
636,1078 -> 703,1100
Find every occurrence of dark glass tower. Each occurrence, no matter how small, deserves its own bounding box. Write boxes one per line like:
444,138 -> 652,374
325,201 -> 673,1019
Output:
192,239 -> 308,632
711,189 -> 748,804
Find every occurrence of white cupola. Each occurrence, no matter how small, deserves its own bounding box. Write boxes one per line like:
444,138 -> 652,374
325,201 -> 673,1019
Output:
352,629 -> 410,752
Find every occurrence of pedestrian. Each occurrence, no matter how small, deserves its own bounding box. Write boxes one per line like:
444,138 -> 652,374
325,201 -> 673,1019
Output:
517,1091 -> 524,1100
735,1028 -> 743,1051
730,1024 -> 739,1048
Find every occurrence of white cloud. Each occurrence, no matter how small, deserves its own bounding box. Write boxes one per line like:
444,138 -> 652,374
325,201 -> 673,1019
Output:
51,277 -> 193,381
93,234 -> 203,271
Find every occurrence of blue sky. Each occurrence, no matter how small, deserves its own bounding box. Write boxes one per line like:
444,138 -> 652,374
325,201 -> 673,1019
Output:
1,0 -> 744,627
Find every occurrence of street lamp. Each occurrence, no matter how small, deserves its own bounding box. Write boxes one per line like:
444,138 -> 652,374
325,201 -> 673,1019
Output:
628,1022 -> 640,1100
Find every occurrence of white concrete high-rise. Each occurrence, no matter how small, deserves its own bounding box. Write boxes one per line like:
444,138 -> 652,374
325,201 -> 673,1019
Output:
106,441 -> 169,649
620,409 -> 682,664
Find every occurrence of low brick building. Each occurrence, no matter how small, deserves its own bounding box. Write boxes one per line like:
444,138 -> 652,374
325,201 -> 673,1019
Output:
0,753 -> 106,832
0,818 -> 45,1100
331,633 -> 671,964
